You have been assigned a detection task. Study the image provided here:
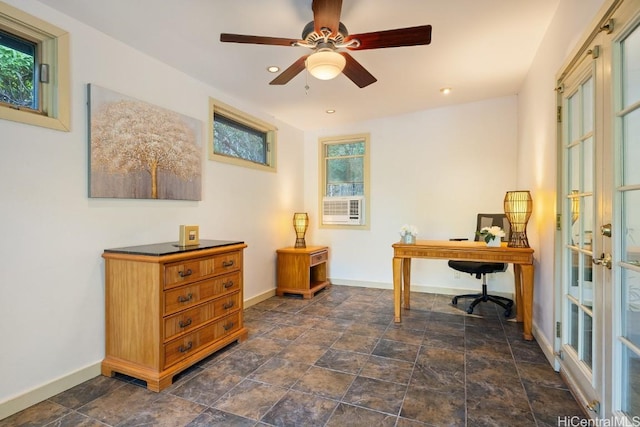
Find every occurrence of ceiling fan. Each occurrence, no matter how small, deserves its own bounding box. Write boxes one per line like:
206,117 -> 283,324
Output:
219,0 -> 432,88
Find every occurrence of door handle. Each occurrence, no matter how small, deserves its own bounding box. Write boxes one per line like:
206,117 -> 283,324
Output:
592,253 -> 612,269
600,223 -> 612,237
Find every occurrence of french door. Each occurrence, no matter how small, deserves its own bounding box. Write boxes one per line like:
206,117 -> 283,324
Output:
557,0 -> 640,420
559,39 -> 604,416
613,4 -> 640,420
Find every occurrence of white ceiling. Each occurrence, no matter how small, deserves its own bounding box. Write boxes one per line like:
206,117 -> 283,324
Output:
38,0 -> 560,131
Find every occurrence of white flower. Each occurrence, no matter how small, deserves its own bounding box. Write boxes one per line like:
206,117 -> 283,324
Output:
477,226 -> 505,243
399,224 -> 418,236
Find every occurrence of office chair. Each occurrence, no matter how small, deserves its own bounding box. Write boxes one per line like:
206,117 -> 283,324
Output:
449,213 -> 514,317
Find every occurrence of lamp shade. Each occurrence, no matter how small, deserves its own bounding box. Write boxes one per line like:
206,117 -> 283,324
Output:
306,50 -> 346,80
293,212 -> 309,248
504,191 -> 532,248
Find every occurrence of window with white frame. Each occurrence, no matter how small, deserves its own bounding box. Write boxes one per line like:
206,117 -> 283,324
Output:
208,98 -> 277,172
0,2 -> 70,131
319,133 -> 370,228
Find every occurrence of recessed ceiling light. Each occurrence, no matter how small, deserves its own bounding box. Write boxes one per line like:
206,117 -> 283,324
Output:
267,66 -> 280,73
440,87 -> 452,95
326,109 -> 336,114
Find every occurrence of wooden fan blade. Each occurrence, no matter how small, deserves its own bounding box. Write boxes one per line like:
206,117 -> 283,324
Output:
345,25 -> 432,50
269,55 -> 309,85
220,33 -> 300,47
312,0 -> 342,36
340,52 -> 377,88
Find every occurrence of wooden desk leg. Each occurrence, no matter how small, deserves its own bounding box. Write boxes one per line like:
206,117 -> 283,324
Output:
403,258 -> 411,310
515,263 -> 535,341
393,257 -> 402,322
514,263 -> 524,323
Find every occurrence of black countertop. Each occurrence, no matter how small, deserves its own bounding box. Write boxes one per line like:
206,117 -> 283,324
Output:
104,240 -> 244,256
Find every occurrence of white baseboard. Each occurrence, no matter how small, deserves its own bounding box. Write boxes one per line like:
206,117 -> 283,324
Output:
329,278 -> 514,300
244,288 -> 276,308
532,320 -> 559,370
0,362 -> 101,420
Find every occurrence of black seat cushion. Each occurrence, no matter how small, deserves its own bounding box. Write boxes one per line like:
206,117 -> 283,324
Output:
448,260 -> 506,278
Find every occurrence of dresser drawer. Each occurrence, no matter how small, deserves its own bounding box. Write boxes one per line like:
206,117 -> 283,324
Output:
164,256 -> 215,289
310,250 -> 328,266
164,312 -> 241,369
212,251 -> 240,275
164,272 -> 240,315
164,251 -> 241,289
164,292 -> 241,341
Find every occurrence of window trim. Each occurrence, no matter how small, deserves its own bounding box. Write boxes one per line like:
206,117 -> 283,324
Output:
318,133 -> 371,230
0,2 -> 70,131
208,97 -> 277,172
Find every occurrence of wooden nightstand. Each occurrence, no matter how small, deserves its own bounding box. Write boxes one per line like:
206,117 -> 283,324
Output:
276,246 -> 330,299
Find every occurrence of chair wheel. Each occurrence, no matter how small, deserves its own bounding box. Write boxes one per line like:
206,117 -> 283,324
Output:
466,307 -> 474,314
504,309 -> 512,318
452,297 -> 458,305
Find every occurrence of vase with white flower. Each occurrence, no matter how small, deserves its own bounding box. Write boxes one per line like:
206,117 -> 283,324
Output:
399,224 -> 418,244
477,226 -> 505,247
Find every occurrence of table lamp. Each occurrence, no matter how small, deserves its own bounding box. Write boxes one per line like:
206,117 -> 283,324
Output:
504,191 -> 532,248
293,212 -> 309,248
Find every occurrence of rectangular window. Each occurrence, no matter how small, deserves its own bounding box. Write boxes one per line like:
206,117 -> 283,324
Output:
324,140 -> 365,197
0,29 -> 37,110
319,133 -> 370,228
0,2 -> 70,131
209,98 -> 277,172
214,113 -> 267,165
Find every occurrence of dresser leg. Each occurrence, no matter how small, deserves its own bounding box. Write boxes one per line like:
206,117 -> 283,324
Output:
101,365 -> 115,378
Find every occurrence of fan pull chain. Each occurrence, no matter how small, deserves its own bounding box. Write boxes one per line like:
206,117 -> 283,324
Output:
305,68 -> 310,95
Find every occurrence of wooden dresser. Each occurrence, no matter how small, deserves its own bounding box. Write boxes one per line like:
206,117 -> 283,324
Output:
276,246 -> 330,299
101,240 -> 248,391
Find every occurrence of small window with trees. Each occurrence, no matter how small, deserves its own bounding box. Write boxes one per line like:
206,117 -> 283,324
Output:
322,138 -> 366,197
0,2 -> 70,131
319,133 -> 370,228
209,98 -> 277,171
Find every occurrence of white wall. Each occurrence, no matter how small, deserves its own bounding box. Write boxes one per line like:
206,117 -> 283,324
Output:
0,0 -> 304,412
304,96 -> 519,295
517,0 -> 607,345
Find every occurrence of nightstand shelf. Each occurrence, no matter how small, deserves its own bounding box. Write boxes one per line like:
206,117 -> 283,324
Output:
276,246 -> 330,299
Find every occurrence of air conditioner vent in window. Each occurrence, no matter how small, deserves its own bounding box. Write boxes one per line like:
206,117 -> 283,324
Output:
322,196 -> 364,225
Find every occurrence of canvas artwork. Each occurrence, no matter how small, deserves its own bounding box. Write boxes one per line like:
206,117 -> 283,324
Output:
88,84 -> 202,200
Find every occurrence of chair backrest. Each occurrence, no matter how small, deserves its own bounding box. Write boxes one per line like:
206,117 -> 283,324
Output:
474,213 -> 510,242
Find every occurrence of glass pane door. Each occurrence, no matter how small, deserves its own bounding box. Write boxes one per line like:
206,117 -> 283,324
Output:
564,72 -> 596,371
616,19 -> 640,420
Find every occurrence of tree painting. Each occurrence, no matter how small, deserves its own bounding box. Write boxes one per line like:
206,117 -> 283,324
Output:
89,85 -> 202,200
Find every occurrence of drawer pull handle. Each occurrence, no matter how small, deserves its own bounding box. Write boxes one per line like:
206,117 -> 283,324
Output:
178,341 -> 193,353
179,318 -> 192,328
178,269 -> 193,278
178,293 -> 193,303
223,281 -> 234,289
222,260 -> 235,268
223,301 -> 234,310
223,322 -> 235,331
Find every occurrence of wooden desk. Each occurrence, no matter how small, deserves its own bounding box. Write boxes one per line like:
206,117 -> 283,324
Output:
392,240 -> 535,340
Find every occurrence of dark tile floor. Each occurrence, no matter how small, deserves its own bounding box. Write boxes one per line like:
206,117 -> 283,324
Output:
1,285 -> 587,427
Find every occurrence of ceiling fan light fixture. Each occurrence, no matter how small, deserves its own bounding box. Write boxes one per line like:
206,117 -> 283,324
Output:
306,50 -> 345,80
